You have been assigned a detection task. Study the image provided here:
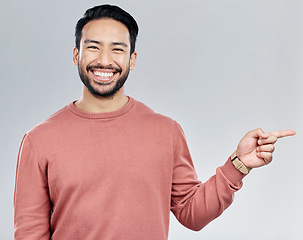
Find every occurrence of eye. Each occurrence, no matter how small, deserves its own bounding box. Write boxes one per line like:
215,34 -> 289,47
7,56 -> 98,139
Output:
87,46 -> 99,50
113,48 -> 124,52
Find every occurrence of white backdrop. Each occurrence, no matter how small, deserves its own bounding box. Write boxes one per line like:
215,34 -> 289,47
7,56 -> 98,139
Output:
1,0 -> 302,239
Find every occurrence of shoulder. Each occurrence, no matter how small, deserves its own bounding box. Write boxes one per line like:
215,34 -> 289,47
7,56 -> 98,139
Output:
131,99 -> 182,135
133,99 -> 178,124
26,104 -> 71,142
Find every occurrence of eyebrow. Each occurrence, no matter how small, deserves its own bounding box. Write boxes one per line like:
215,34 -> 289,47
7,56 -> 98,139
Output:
84,39 -> 100,45
84,39 -> 128,47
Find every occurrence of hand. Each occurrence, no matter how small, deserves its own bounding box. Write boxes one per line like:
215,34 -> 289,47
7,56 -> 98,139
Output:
236,128 -> 296,169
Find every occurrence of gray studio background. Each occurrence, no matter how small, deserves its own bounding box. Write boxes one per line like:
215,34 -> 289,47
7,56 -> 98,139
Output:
1,0 -> 302,239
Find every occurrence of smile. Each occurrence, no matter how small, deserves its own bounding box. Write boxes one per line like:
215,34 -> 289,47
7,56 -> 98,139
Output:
92,70 -> 114,78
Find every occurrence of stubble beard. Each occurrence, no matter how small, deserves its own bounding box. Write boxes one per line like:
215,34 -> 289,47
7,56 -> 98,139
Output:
78,63 -> 130,98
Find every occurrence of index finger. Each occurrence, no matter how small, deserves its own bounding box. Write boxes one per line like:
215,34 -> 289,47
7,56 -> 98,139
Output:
269,130 -> 296,139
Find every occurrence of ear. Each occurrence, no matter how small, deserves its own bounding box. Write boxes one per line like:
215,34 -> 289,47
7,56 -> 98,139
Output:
129,51 -> 137,70
73,47 -> 79,66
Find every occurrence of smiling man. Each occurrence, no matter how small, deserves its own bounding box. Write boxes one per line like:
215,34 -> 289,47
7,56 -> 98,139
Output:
74,17 -> 137,112
13,4 -> 295,240
77,36 -> 131,96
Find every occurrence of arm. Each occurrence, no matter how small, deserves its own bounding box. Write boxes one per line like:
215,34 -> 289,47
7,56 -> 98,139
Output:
171,157 -> 245,231
170,123 -> 245,231
14,134 -> 51,240
171,125 -> 295,231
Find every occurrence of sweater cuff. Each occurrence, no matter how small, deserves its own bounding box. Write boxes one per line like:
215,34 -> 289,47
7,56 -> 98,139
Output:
220,157 -> 248,186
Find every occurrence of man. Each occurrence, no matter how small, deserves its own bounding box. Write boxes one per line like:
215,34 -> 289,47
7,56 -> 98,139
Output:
14,4 -> 295,240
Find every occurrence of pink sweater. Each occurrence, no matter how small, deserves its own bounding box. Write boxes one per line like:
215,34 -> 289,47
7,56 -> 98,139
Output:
14,97 -> 245,240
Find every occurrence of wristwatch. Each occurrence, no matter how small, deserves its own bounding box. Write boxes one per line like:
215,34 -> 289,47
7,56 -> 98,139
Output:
231,151 -> 252,174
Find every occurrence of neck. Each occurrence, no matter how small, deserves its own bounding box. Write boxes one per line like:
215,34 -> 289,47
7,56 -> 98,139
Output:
75,86 -> 129,113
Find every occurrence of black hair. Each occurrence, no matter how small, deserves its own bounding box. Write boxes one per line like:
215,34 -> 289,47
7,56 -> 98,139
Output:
75,4 -> 139,54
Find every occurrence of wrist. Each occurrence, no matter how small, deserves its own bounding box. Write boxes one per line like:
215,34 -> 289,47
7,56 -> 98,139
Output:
231,151 -> 252,174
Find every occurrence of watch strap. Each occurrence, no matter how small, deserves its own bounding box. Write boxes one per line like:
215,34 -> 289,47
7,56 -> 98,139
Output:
231,151 -> 252,174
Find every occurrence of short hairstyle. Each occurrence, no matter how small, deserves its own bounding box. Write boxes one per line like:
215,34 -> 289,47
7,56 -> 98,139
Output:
75,4 -> 139,54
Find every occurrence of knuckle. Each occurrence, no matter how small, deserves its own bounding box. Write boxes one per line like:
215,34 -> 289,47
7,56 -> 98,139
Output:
265,155 -> 273,164
269,136 -> 277,143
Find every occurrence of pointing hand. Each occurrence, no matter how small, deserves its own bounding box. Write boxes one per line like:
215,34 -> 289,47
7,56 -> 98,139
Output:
236,128 -> 296,169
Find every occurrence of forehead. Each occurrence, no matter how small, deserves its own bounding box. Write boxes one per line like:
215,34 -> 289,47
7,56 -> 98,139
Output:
81,18 -> 130,45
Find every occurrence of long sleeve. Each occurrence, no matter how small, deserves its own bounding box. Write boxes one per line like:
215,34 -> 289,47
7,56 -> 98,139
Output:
170,123 -> 245,231
14,134 -> 51,240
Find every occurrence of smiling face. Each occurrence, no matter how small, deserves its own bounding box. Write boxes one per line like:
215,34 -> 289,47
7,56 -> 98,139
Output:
73,18 -> 137,98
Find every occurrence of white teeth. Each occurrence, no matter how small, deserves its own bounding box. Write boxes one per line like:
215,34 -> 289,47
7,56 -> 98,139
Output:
93,71 -> 114,78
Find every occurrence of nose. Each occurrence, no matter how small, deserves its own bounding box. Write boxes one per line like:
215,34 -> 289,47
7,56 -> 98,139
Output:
96,49 -> 113,66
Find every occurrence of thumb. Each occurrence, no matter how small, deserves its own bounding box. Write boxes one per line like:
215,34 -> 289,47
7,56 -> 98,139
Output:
245,128 -> 269,139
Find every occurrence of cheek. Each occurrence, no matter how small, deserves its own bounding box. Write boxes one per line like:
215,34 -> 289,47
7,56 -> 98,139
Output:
77,58 -> 86,70
79,52 -> 98,65
115,55 -> 131,69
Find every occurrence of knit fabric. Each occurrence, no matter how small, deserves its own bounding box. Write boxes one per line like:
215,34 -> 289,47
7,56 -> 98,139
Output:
14,97 -> 245,240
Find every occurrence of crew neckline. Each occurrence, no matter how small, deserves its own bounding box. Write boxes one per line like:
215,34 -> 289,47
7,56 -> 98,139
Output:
67,97 -> 136,119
